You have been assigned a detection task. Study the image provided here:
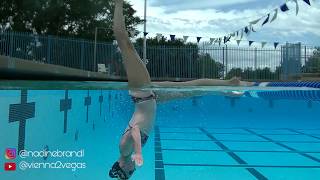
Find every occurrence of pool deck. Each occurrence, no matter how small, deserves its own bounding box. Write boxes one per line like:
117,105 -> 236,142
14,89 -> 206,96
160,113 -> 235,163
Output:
0,55 -> 123,81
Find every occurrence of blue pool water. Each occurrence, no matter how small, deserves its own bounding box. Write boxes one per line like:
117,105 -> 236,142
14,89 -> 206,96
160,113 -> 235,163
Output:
1,83 -> 320,180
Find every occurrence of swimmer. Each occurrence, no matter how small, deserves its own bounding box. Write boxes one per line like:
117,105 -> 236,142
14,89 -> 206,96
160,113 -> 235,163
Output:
109,0 -> 253,179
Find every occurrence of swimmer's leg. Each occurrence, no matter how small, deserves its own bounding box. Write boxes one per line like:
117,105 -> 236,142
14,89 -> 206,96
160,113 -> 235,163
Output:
113,0 -> 151,89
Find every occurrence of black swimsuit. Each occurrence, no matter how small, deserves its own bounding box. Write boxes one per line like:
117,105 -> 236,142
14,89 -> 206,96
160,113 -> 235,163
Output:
131,93 -> 156,104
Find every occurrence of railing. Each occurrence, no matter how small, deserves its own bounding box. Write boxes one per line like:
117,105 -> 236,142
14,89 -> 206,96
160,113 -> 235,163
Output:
0,31 -> 319,81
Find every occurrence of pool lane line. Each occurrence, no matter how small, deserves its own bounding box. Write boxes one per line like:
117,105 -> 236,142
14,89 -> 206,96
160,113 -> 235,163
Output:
199,128 -> 268,180
158,138 -> 320,144
161,149 -> 320,154
244,129 -> 320,164
159,131 -> 307,136
162,164 -> 320,168
154,126 -> 165,180
158,126 -> 320,131
286,129 -> 320,140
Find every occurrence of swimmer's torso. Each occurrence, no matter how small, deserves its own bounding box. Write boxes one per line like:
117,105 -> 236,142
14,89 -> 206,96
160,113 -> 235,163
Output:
129,90 -> 157,135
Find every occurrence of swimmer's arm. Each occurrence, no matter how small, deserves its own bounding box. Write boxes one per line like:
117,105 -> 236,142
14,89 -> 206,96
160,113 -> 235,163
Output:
131,126 -> 144,166
131,126 -> 142,155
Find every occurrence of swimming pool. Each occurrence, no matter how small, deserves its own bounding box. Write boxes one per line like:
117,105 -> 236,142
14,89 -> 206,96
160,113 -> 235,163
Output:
1,81 -> 320,180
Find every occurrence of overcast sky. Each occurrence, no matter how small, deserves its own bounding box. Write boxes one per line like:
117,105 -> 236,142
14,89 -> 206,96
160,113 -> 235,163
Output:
129,0 -> 320,47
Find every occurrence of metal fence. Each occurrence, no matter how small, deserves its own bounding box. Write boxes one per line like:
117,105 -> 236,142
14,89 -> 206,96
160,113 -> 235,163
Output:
1,31 -> 319,81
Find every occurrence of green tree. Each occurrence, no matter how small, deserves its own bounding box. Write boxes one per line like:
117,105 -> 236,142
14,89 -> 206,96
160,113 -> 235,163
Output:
0,0 -> 142,41
227,67 -> 281,80
303,47 -> 320,73
135,37 -> 224,79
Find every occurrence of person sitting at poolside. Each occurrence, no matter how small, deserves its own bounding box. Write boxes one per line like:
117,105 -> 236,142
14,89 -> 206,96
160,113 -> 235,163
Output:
109,0 -> 254,179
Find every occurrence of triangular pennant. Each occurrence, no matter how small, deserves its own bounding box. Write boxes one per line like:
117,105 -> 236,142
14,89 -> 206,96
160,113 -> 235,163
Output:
143,32 -> 149,36
250,18 -> 261,25
261,42 -> 267,48
262,14 -> 270,26
249,41 -> 254,47
183,36 -> 189,42
244,26 -> 250,34
303,0 -> 311,6
270,9 -> 278,23
218,38 -> 222,46
170,35 -> 176,41
236,31 -> 239,37
156,33 -> 162,42
236,40 -> 241,46
240,30 -> 244,39
292,0 -> 299,15
280,3 -> 289,12
197,37 -> 202,43
210,38 -> 215,44
274,42 -> 279,49
251,25 -> 256,32
227,36 -> 231,42
224,36 -> 231,44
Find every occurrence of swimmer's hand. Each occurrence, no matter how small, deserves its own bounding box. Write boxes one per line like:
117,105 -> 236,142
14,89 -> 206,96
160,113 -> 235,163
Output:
223,91 -> 244,97
132,153 -> 144,167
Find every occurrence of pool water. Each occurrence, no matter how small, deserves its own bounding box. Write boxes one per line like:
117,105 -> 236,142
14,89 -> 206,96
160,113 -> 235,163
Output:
1,83 -> 320,180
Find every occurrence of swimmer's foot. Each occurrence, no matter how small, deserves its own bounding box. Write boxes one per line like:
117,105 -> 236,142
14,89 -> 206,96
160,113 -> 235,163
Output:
229,77 -> 241,86
109,159 -> 135,180
229,77 -> 255,86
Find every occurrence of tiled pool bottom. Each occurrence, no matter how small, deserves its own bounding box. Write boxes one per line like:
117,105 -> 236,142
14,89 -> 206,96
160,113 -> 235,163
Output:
154,126 -> 320,180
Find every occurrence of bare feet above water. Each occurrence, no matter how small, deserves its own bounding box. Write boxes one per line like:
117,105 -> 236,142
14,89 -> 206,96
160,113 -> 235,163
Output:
229,77 -> 241,86
229,77 -> 255,86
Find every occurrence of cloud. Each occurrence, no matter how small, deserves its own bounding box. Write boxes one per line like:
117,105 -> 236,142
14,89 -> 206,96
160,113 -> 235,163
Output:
148,0 -> 257,13
130,0 -> 320,46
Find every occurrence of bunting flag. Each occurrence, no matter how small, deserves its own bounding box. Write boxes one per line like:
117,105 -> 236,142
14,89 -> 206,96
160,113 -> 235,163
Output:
156,33 -> 162,42
270,9 -> 278,23
249,41 -> 254,47
236,40 -> 241,46
280,3 -> 289,12
250,18 -> 261,25
261,42 -> 267,48
210,38 -> 215,44
170,35 -> 176,41
218,38 -> 222,46
143,32 -> 149,36
236,31 -> 239,37
262,14 -> 270,26
274,42 -> 279,49
226,36 -> 231,43
197,37 -> 202,43
223,36 -> 231,44
240,30 -> 244,39
303,0 -> 311,6
251,25 -> 256,32
244,26 -> 250,35
292,0 -> 299,15
183,36 -> 189,42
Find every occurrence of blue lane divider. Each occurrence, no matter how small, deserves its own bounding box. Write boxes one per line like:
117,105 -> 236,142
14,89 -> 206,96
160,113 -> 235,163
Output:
254,81 -> 320,89
256,90 -> 320,101
248,81 -> 320,101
